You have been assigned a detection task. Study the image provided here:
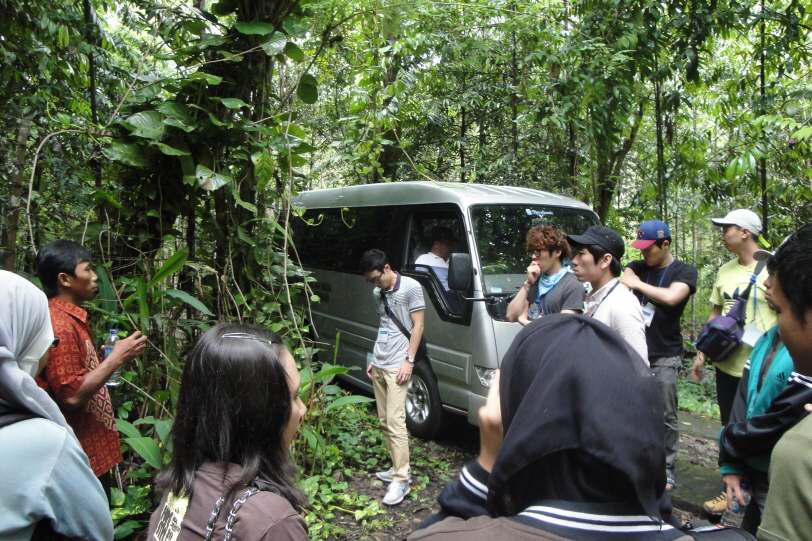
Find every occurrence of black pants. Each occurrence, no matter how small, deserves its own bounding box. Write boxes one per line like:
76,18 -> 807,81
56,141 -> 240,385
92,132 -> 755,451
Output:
716,368 -> 741,426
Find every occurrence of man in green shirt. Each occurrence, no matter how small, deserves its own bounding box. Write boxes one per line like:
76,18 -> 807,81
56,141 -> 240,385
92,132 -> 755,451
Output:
692,209 -> 777,515
757,224 -> 812,541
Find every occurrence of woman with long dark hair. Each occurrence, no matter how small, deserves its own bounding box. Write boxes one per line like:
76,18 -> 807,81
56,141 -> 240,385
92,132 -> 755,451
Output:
147,323 -> 308,541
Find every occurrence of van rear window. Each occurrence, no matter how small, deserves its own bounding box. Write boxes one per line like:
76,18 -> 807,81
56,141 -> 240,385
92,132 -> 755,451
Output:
471,205 -> 598,294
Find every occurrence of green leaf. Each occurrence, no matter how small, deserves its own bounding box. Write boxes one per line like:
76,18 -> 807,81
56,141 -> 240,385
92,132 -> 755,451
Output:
116,418 -> 142,439
196,164 -> 232,191
234,21 -> 276,36
211,0 -> 237,15
165,288 -> 215,316
135,278 -> 150,331
792,126 -> 812,141
212,97 -> 250,109
151,142 -> 191,156
162,117 -> 196,132
284,42 -> 305,62
297,73 -> 318,104
312,363 -> 349,385
114,520 -> 142,540
187,71 -> 223,85
110,487 -> 126,507
103,142 -> 148,168
149,249 -> 189,287
325,394 -> 376,412
251,151 -> 276,192
124,436 -> 162,469
124,111 -> 165,140
95,265 -> 118,315
261,32 -> 287,56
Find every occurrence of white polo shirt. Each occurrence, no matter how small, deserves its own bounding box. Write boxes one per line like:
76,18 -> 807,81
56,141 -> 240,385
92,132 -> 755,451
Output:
585,278 -> 649,366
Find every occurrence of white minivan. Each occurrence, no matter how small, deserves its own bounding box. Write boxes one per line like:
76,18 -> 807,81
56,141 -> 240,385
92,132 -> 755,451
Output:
292,182 -> 598,438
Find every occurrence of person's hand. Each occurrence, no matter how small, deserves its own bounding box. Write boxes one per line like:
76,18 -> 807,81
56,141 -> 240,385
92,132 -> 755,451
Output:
723,474 -> 749,509
366,363 -> 374,380
690,352 -> 705,382
805,403 -> 812,413
396,359 -> 413,384
620,268 -> 641,290
477,370 -> 503,472
526,260 -> 541,285
111,331 -> 147,366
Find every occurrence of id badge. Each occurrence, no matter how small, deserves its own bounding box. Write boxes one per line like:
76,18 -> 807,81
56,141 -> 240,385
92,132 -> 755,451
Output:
642,302 -> 656,327
742,323 -> 763,347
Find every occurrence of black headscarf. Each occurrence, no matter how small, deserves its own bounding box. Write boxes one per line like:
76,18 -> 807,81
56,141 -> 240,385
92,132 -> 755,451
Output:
486,314 -> 665,519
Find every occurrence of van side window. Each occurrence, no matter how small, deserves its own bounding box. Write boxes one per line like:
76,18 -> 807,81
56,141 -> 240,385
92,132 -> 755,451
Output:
294,207 -> 399,272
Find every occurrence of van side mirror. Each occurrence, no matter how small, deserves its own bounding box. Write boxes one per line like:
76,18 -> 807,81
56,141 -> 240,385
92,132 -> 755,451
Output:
448,253 -> 473,292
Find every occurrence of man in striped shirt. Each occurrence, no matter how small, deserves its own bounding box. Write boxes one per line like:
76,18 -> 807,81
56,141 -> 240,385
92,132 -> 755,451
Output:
361,249 -> 425,506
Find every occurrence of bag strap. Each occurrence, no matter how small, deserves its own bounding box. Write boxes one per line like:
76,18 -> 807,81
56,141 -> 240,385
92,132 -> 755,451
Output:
736,259 -> 768,303
204,486 -> 260,541
381,291 -> 412,341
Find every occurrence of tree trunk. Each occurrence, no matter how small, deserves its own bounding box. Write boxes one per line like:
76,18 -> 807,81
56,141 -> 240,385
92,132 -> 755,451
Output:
510,31 -> 519,163
460,106 -> 467,182
83,0 -> 103,222
3,114 -> 34,271
594,101 -> 644,221
654,76 -> 666,220
759,0 -> 768,237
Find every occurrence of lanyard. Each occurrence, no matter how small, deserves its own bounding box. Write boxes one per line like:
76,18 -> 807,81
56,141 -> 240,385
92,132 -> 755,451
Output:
652,261 -> 674,288
587,281 -> 620,318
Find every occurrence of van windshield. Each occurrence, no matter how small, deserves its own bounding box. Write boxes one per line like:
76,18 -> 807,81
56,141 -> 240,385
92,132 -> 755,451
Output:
471,205 -> 598,296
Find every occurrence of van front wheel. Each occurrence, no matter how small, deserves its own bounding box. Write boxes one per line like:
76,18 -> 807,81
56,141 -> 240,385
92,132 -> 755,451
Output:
406,361 -> 444,440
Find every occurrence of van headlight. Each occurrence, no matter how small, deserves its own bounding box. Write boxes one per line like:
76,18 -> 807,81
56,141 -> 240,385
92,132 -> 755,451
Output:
475,366 -> 497,388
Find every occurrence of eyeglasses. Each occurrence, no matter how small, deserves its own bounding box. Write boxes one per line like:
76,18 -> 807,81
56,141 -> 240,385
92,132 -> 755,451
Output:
365,272 -> 383,284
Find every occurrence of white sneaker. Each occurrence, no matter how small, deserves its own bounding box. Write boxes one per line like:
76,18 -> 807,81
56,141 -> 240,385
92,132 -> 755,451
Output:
375,468 -> 394,482
382,481 -> 410,506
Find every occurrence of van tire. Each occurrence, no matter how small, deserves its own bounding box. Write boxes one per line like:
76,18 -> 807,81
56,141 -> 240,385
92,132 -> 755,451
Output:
406,361 -> 444,440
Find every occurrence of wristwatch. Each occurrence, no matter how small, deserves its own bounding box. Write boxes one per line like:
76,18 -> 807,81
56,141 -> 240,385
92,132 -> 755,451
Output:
406,355 -> 415,364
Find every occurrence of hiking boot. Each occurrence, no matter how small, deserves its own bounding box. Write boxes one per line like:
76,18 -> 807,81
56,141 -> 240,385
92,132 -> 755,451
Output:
382,481 -> 410,506
703,491 -> 728,515
375,468 -> 394,483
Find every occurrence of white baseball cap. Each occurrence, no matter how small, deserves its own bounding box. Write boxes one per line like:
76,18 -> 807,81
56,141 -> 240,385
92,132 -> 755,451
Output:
711,209 -> 763,236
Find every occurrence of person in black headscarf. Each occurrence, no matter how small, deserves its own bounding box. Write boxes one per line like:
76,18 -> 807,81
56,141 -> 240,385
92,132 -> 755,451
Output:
408,314 -> 753,541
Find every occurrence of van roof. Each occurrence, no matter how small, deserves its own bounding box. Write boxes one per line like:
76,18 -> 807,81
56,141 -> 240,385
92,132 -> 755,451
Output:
293,181 -> 593,211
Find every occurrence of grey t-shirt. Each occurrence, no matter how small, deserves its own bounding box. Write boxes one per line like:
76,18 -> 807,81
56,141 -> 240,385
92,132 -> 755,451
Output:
372,274 -> 426,370
525,272 -> 586,315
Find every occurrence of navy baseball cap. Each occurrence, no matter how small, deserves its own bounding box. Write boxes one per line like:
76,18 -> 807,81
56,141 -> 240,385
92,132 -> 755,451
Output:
567,225 -> 625,260
631,220 -> 671,250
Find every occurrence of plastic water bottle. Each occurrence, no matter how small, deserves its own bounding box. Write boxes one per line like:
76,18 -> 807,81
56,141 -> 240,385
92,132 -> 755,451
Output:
729,480 -> 752,513
104,329 -> 122,387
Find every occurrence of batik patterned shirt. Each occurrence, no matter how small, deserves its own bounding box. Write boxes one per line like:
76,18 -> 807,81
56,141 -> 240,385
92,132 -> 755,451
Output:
37,298 -> 121,476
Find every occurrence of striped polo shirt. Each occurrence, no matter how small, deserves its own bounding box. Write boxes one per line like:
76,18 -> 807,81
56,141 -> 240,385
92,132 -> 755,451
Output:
372,273 -> 425,369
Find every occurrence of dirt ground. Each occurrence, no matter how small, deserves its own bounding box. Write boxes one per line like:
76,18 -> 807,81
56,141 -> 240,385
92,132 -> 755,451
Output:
341,417 -> 718,541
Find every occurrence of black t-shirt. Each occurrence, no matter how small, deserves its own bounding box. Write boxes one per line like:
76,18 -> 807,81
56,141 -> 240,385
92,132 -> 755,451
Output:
627,259 -> 697,358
